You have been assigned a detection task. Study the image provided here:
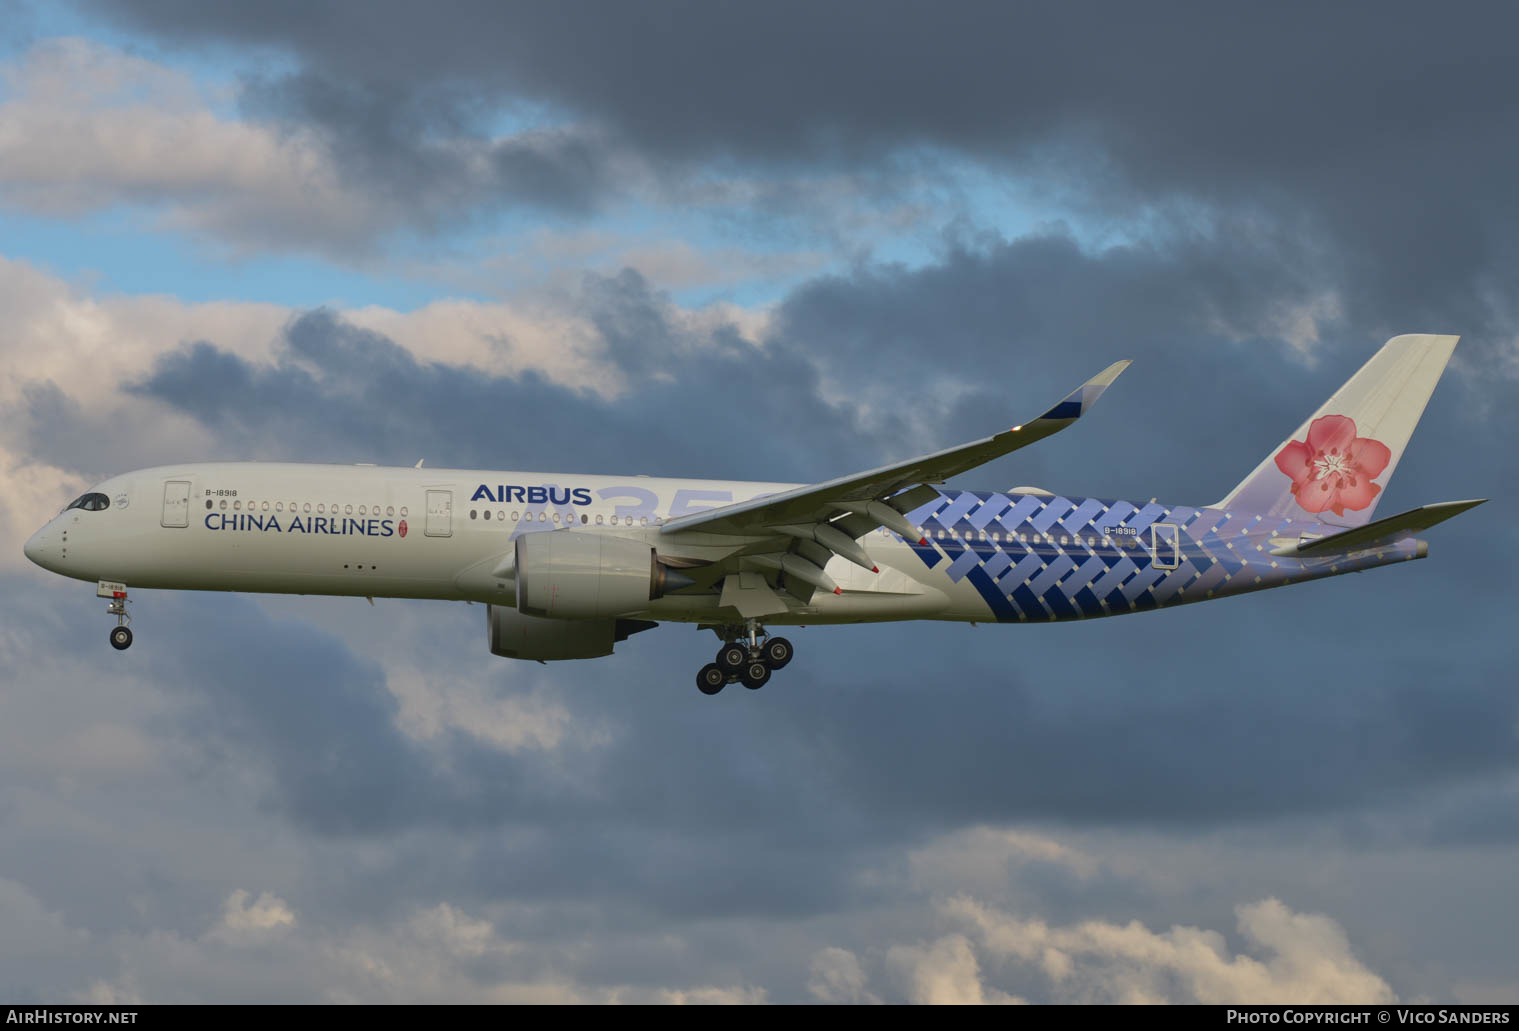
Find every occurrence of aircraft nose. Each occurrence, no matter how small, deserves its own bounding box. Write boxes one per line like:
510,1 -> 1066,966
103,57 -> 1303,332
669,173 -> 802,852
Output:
23,527 -> 47,568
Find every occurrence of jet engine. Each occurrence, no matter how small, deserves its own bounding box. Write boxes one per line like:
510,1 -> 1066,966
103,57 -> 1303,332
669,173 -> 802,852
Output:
487,604 -> 656,661
514,531 -> 692,619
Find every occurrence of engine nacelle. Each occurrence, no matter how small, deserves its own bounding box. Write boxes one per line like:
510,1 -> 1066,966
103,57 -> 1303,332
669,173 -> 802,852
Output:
515,532 -> 686,619
487,605 -> 657,661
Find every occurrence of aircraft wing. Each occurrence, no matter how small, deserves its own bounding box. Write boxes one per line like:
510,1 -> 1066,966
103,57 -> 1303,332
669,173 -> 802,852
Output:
662,360 -> 1131,541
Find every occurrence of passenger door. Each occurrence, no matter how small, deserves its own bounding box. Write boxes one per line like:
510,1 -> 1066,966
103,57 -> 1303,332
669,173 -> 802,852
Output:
1150,522 -> 1180,570
425,490 -> 453,537
162,480 -> 191,528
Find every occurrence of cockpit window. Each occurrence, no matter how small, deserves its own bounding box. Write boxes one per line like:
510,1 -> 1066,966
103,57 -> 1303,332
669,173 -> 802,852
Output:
64,492 -> 111,512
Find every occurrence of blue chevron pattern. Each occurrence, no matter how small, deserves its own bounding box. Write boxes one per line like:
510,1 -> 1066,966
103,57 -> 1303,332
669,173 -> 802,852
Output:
899,490 -> 1422,623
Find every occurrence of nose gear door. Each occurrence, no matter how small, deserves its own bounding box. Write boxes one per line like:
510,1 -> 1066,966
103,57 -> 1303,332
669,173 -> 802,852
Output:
161,480 -> 191,528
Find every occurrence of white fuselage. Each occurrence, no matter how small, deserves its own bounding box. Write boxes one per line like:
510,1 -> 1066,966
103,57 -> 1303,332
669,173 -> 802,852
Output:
23,462 -> 968,625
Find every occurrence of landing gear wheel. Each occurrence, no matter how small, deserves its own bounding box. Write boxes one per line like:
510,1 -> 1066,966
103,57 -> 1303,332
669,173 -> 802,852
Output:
761,636 -> 793,670
109,626 -> 133,651
716,643 -> 748,672
697,663 -> 727,695
740,661 -> 771,690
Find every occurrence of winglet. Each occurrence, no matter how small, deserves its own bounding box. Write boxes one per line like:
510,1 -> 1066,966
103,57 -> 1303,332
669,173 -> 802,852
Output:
1036,360 -> 1132,423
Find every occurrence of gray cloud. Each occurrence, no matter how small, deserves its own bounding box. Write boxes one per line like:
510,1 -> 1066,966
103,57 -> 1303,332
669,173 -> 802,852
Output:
5,248 -> 1514,996
121,273 -> 875,483
70,3 -> 1519,302
11,4 -> 1519,996
239,69 -> 620,222
92,247 -> 1516,851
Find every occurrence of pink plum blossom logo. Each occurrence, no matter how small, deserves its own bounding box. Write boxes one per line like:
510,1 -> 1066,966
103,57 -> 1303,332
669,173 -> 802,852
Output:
1274,414 -> 1391,517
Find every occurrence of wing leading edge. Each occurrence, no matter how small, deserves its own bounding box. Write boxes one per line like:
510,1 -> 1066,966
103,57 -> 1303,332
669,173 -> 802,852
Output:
661,360 -> 1132,540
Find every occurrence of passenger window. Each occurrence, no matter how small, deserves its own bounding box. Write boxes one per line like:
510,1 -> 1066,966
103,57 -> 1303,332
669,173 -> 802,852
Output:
641,517 -> 648,527
512,511 -> 519,521
470,510 -> 478,520
345,505 -> 353,515
596,515 -> 603,525
304,503 -> 311,513
317,504 -> 325,513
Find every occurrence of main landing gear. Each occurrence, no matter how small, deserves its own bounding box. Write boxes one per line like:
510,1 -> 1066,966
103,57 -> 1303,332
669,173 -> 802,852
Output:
101,581 -> 133,650
695,619 -> 794,695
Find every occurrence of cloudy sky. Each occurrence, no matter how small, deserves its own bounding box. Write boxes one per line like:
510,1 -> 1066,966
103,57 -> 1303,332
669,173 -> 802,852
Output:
2,0 -> 1516,1004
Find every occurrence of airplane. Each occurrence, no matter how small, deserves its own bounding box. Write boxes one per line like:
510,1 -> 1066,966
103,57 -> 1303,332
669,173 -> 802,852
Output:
23,333 -> 1483,695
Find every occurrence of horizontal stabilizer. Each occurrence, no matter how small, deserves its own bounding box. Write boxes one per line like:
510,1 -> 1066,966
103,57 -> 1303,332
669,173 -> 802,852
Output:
1269,499 -> 1485,557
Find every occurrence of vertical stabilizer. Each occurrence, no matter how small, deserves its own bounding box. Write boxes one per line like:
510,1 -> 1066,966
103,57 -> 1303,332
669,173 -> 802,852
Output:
1215,334 -> 1458,528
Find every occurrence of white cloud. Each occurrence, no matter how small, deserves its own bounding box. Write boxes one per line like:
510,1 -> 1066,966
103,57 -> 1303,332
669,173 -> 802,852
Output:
945,894 -> 1397,1005
405,227 -> 822,302
887,933 -> 1024,1005
808,947 -> 880,1004
908,826 -> 1100,896
297,900 -> 764,1004
0,881 -> 765,1003
0,254 -> 288,410
0,38 -> 375,253
0,443 -> 85,572
384,665 -> 589,754
1207,288 -> 1344,367
0,252 -> 767,437
0,38 -> 635,256
650,987 -> 769,1005
211,889 -> 297,942
343,297 -> 622,400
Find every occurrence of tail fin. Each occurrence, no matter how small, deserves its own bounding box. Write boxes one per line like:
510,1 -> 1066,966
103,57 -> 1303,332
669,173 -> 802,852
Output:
1216,334 -> 1459,528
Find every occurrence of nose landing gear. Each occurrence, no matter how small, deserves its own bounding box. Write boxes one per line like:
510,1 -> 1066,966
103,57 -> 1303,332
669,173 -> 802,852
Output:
695,619 -> 794,695
99,580 -> 133,651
